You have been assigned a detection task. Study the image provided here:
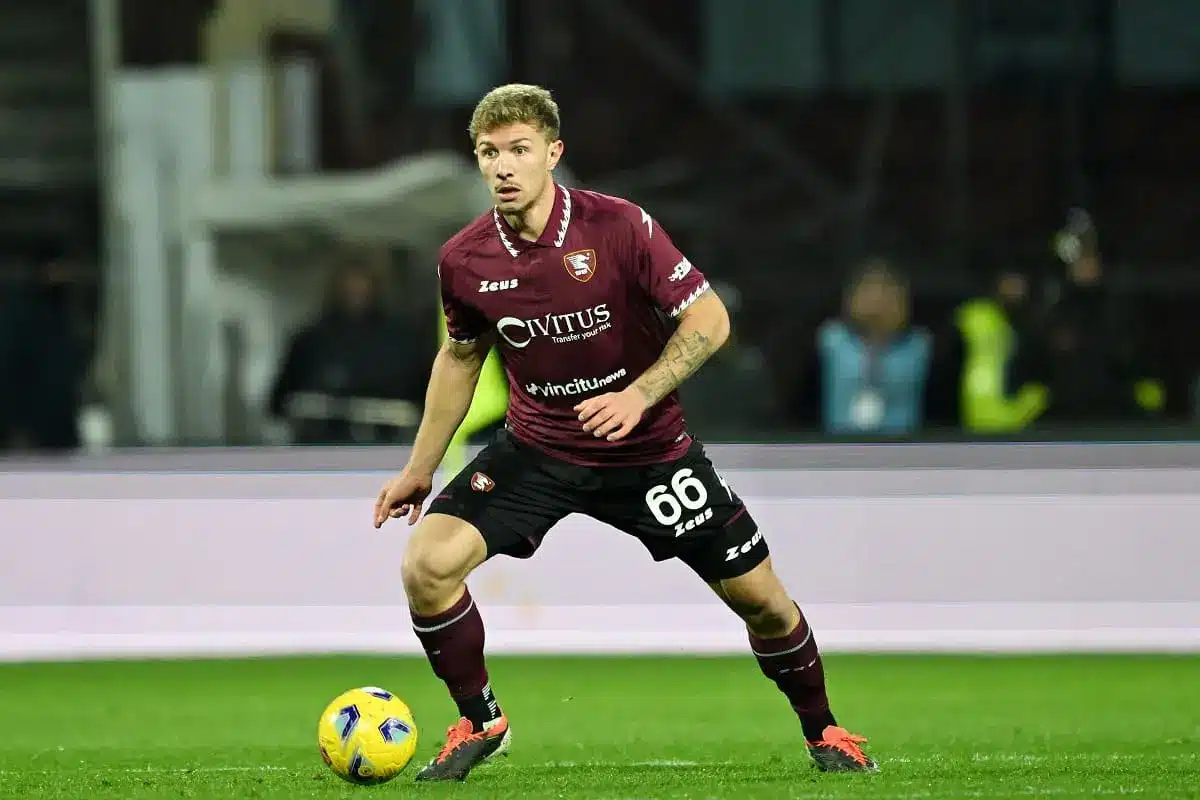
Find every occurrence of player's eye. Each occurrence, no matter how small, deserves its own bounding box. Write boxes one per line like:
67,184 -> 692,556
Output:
480,148 -> 497,159
514,146 -> 529,155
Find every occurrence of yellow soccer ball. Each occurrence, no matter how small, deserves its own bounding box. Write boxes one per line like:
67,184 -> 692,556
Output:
317,686 -> 419,784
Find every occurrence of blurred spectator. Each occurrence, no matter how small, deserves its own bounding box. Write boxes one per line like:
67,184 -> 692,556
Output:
953,269 -> 1049,434
0,250 -> 88,452
1025,209 -> 1165,423
268,252 -> 431,444
800,259 -> 933,436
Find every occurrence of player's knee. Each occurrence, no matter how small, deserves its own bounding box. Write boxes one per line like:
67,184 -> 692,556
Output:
715,558 -> 799,638
740,598 -> 798,638
400,517 -> 486,611
401,544 -> 469,611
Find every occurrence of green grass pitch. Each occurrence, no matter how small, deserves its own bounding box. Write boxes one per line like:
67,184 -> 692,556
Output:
1,654 -> 1197,799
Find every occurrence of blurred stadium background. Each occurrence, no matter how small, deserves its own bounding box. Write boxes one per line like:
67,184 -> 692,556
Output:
0,2 -> 1197,797
2,0 -> 1200,450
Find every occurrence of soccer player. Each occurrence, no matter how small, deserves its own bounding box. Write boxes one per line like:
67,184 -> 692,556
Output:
373,84 -> 877,781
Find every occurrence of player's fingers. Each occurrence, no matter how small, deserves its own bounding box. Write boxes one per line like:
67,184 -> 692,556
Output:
582,407 -> 616,433
607,416 -> 638,442
373,488 -> 389,523
604,413 -> 638,440
574,394 -> 605,413
407,502 -> 423,526
575,397 -> 606,422
591,411 -> 624,438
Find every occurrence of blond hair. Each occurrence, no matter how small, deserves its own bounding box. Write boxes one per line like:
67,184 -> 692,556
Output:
469,84 -> 561,144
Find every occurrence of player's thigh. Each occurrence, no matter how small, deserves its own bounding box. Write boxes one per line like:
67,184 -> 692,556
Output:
424,430 -> 577,563
588,440 -> 769,582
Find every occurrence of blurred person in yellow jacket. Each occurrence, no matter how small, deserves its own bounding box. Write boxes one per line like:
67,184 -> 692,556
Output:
438,303 -> 508,473
954,269 -> 1049,433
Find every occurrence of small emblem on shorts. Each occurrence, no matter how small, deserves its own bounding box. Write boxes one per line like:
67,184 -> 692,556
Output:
470,472 -> 495,492
563,249 -> 597,282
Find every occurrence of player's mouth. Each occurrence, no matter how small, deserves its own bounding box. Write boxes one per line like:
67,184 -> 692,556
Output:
496,185 -> 520,202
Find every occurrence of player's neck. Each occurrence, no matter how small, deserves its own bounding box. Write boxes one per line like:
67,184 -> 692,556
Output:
502,181 -> 557,242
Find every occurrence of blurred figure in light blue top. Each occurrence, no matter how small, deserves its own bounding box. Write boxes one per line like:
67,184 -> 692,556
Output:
815,259 -> 932,436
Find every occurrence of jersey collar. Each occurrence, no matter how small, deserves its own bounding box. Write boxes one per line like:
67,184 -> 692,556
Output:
493,183 -> 572,258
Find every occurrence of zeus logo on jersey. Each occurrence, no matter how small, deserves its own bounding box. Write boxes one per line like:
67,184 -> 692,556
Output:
496,304 -> 612,348
525,369 -> 627,398
479,278 -> 518,293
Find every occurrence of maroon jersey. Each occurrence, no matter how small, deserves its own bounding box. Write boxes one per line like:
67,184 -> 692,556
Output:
438,185 -> 712,466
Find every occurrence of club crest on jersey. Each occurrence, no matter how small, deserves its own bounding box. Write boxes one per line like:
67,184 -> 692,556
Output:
470,472 -> 495,492
563,249 -> 597,282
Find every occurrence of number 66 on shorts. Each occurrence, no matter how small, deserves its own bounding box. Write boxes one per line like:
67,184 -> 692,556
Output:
592,445 -> 765,581
644,467 -> 731,536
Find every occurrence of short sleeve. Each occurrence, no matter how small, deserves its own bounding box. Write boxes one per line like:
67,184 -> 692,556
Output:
626,205 -> 710,317
438,262 -> 487,344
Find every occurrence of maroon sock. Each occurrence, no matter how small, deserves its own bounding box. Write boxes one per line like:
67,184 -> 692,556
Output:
749,607 -> 837,742
410,587 -> 500,729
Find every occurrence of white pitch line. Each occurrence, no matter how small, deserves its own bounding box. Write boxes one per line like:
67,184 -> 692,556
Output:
539,753 -> 1196,768
0,752 -> 1194,777
0,766 -> 293,775
893,753 -> 1197,765
539,760 -> 704,768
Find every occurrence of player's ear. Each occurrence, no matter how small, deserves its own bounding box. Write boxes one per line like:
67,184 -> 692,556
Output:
546,138 -> 564,170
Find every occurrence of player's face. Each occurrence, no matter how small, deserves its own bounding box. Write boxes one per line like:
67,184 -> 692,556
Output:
474,123 -> 563,213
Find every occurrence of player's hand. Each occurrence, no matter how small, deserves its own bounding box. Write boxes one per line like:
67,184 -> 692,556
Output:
373,469 -> 434,528
575,387 -> 648,442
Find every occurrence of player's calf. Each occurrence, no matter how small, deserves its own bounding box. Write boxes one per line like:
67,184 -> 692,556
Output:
402,514 -> 507,772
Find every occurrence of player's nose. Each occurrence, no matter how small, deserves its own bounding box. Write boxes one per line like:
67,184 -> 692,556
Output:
493,152 -> 516,176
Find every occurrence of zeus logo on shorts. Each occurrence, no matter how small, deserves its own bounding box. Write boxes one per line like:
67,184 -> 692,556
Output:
725,530 -> 764,561
496,304 -> 612,348
674,507 -> 713,537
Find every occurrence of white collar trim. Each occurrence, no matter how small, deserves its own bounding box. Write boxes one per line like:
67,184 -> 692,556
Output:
493,184 -> 572,258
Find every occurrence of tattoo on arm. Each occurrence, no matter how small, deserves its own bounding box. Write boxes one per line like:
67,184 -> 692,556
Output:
633,327 -> 715,408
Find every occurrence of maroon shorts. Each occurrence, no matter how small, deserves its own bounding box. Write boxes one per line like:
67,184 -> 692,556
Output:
427,429 -> 766,582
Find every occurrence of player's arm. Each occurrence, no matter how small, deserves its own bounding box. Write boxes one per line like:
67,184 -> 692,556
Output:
406,262 -> 494,477
631,289 -> 730,408
577,289 -> 729,442
407,332 -> 496,477
576,207 -> 729,441
374,261 -> 495,527
374,330 -> 494,528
